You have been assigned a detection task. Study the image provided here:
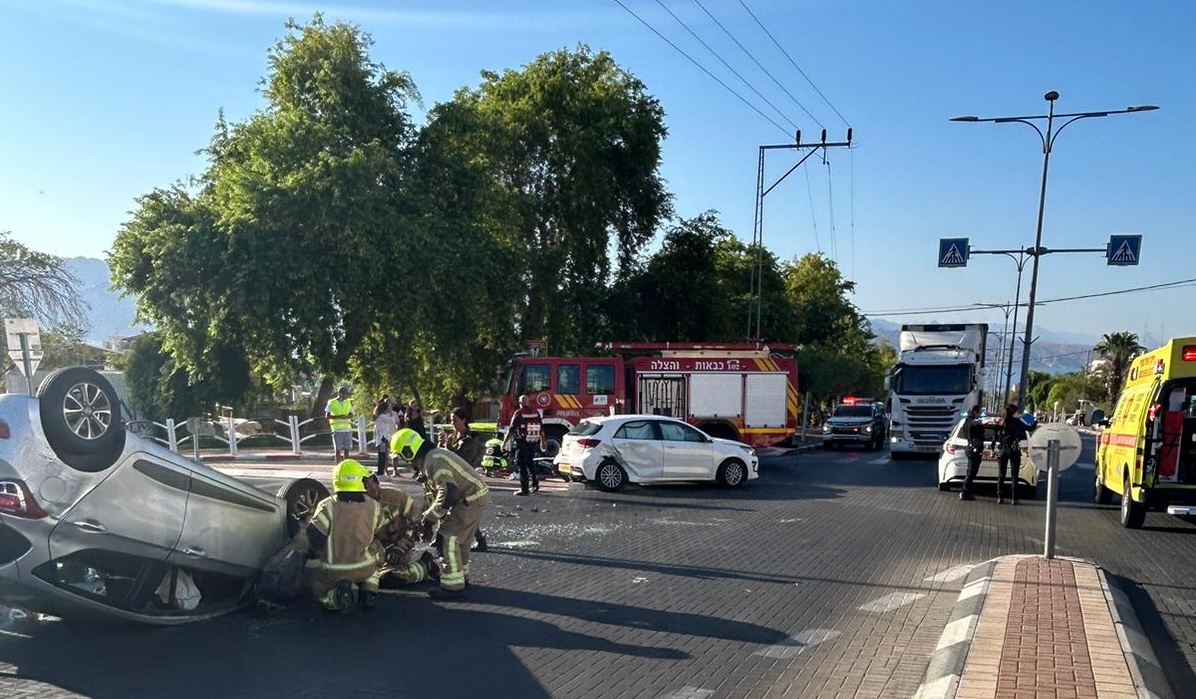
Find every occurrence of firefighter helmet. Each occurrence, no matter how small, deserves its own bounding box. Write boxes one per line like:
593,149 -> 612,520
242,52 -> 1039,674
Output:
333,459 -> 370,493
390,428 -> 425,462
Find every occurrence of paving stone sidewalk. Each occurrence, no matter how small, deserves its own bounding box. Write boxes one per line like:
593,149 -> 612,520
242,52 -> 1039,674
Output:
916,555 -> 1172,699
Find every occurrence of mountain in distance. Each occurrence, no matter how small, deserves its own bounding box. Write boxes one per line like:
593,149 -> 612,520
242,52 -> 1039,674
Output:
866,317 -> 1097,375
65,257 -> 150,346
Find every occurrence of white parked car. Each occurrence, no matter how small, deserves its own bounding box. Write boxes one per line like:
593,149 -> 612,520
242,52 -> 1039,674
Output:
553,414 -> 759,491
937,416 -> 1039,498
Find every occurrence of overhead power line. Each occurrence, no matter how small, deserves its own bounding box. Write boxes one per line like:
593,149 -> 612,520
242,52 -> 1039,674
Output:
861,277 -> 1196,317
738,0 -> 851,128
651,0 -> 800,132
689,0 -> 823,128
611,0 -> 791,137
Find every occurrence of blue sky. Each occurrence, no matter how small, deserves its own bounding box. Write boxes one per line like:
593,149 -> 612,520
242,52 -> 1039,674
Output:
2,0 -> 1192,345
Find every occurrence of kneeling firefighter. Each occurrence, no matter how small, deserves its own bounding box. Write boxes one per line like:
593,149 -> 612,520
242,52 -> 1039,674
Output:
480,435 -> 508,477
391,427 -> 490,599
307,459 -> 388,612
363,470 -> 439,587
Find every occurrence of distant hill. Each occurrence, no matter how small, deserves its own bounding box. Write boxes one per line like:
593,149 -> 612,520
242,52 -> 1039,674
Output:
867,317 -> 1095,375
65,257 -> 150,345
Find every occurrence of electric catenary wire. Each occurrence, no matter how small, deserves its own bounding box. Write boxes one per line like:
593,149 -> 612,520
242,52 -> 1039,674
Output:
689,0 -> 823,129
824,155 -> 837,263
860,278 -> 1196,317
651,0 -> 801,132
611,0 -> 792,137
738,0 -> 851,128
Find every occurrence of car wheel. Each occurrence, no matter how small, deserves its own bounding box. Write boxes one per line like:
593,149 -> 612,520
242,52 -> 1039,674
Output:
37,367 -> 126,472
595,459 -> 627,492
1094,470 -> 1113,505
279,478 -> 330,538
937,482 -> 951,491
1120,470 -> 1145,529
716,459 -> 746,487
1017,482 -> 1038,500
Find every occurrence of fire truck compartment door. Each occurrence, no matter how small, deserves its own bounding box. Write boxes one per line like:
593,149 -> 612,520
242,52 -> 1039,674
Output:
744,373 -> 787,427
689,374 -> 743,418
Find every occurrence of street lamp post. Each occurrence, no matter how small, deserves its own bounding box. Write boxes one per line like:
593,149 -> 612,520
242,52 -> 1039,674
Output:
951,92 -> 1158,408
970,248 -> 1030,407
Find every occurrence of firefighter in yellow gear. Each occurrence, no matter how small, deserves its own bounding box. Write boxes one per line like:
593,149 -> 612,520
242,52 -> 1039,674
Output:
306,459 -> 387,612
361,470 -> 437,587
391,427 -> 489,599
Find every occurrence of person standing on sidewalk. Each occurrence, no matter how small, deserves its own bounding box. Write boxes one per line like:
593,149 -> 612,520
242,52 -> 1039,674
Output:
372,397 -> 398,477
505,394 -> 546,496
959,404 -> 986,501
390,428 -> 489,600
326,385 -> 356,464
997,404 -> 1029,505
404,399 -> 427,439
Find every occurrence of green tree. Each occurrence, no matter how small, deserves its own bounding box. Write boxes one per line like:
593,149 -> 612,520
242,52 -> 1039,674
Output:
1044,371 -> 1105,416
781,253 -> 867,348
440,45 -> 672,353
1093,331 -> 1146,404
110,16 -> 421,415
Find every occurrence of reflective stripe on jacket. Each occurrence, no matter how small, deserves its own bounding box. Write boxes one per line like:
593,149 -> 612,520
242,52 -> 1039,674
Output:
310,497 -> 383,573
422,448 -> 489,520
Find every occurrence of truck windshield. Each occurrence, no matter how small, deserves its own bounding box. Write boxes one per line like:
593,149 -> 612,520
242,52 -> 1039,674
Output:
894,365 -> 972,395
832,406 -> 873,418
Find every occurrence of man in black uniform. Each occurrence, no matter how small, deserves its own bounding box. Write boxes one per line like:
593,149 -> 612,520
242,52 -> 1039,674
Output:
960,404 -> 986,501
997,404 -> 1029,505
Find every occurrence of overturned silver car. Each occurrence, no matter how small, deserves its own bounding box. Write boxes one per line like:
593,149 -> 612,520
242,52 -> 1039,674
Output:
0,367 -> 327,624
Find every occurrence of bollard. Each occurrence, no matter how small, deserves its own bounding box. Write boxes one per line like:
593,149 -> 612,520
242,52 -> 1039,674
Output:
166,418 -> 179,453
1044,438 -> 1060,559
356,416 -> 368,456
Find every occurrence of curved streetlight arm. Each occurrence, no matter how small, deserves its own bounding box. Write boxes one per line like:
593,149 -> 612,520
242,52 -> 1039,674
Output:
1048,114 -> 1106,152
989,118 -> 1047,150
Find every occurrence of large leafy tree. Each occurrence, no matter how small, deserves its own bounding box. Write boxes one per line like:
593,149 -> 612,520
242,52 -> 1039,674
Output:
110,16 -> 421,414
441,46 -> 672,353
1093,331 -> 1146,404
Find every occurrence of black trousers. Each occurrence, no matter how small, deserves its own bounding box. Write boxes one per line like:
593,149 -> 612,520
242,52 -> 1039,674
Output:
376,442 -> 389,475
998,448 -> 1021,497
962,449 -> 982,492
516,442 -> 539,493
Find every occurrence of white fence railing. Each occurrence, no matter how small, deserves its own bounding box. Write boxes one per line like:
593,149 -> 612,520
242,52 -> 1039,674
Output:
125,415 -> 448,459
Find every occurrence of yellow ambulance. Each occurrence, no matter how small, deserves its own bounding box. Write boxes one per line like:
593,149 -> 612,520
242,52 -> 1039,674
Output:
1095,337 -> 1196,528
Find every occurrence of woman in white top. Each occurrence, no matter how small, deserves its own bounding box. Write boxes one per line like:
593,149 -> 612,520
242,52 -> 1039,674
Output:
372,397 -> 398,476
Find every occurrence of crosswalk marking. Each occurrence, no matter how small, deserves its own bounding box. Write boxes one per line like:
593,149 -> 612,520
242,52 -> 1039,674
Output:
753,628 -> 841,659
859,592 -> 927,613
924,564 -> 975,583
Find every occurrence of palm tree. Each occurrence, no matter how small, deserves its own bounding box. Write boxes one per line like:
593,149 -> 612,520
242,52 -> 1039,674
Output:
1093,332 -> 1146,404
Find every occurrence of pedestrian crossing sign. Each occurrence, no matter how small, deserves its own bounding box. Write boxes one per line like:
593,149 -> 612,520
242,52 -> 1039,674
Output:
1106,234 -> 1142,266
938,238 -> 969,268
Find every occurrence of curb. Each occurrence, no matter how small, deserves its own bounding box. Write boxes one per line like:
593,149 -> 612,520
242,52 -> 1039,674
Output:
1099,567 -> 1175,699
199,452 -> 370,463
914,555 -> 1173,699
913,557 -> 999,699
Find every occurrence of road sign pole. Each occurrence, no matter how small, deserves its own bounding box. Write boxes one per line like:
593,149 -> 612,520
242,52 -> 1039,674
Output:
1044,438 -> 1060,559
18,333 -> 34,395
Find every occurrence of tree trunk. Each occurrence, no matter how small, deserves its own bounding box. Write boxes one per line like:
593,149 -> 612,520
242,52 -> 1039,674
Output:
310,376 -> 335,422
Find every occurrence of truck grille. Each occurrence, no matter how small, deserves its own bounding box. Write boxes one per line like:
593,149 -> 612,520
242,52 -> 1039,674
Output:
901,404 -> 960,446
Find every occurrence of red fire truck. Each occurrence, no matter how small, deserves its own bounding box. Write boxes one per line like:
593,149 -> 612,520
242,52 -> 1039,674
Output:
496,342 -> 800,452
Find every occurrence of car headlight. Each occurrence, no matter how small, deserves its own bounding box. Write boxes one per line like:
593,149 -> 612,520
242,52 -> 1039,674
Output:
822,424 -> 832,433
863,425 -> 872,434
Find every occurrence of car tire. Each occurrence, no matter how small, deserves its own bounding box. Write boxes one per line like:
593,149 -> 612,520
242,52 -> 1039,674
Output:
595,459 -> 627,492
37,367 -> 126,473
1017,482 -> 1039,500
1094,470 -> 1114,505
716,459 -> 746,488
279,478 -> 330,538
937,481 -> 951,491
1120,470 -> 1146,529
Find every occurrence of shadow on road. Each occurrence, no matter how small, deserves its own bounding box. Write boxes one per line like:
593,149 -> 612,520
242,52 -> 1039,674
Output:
1105,571 -> 1196,698
0,586 -> 705,699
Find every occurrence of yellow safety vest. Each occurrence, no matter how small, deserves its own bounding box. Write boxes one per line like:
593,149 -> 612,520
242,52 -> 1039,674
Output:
327,398 -> 353,432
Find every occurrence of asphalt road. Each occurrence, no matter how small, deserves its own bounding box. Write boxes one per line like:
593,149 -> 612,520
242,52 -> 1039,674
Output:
3,436 -> 1196,699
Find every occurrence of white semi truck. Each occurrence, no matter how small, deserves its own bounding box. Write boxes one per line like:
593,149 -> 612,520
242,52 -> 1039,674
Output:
886,323 -> 989,459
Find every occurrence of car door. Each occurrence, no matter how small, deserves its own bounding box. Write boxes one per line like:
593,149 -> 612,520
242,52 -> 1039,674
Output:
167,466 -> 285,578
658,420 -> 717,479
49,453 -> 188,565
610,420 -> 664,481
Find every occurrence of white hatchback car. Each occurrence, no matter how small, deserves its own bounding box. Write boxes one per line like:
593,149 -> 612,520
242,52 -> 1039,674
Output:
938,416 -> 1039,497
554,414 -> 759,491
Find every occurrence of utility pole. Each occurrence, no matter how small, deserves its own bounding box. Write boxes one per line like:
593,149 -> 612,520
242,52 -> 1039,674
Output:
748,128 -> 852,341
